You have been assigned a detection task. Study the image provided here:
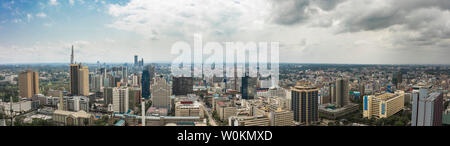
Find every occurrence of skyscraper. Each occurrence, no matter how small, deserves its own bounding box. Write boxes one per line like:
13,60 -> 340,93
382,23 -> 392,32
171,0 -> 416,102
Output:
78,66 -> 90,96
411,89 -> 443,126
392,72 -> 402,88
335,78 -> 350,108
134,55 -> 138,67
291,82 -> 319,125
241,73 -> 256,100
70,64 -> 80,95
141,65 -> 155,99
69,46 -> 89,96
18,69 -> 39,98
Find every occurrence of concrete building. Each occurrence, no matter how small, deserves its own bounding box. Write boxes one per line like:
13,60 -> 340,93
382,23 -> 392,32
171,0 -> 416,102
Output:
53,110 -> 94,126
319,103 -> 359,120
172,77 -> 193,96
175,101 -> 204,118
411,89 -> 443,126
216,101 -> 237,121
363,91 -> 405,119
229,115 -> 270,126
78,66 -> 90,96
268,109 -> 294,126
0,100 -> 33,116
335,78 -> 350,108
151,77 -> 171,109
112,87 -> 129,114
113,114 -> 205,126
291,82 -> 319,125
18,70 -> 39,98
61,96 -> 90,112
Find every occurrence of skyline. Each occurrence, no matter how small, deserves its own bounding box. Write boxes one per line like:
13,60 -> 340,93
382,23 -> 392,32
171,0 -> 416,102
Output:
1,0 -> 450,64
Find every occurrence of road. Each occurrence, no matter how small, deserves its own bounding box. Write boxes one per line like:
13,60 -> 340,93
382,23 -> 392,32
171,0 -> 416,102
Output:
200,101 -> 218,126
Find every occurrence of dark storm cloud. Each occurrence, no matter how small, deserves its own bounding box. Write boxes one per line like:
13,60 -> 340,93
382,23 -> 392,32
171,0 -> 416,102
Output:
338,0 -> 450,32
326,0 -> 450,48
270,0 -> 346,25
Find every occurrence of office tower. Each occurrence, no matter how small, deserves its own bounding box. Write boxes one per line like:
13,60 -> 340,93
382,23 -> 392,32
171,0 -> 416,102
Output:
392,72 -> 402,88
241,73 -> 257,100
328,83 -> 336,104
93,74 -> 103,91
291,83 -> 319,125
363,91 -> 405,119
70,64 -> 80,95
18,69 -> 39,98
103,87 -> 114,106
142,65 -> 155,99
172,77 -> 194,95
151,77 -> 171,109
78,66 -> 90,96
335,78 -> 350,108
411,89 -> 443,126
134,55 -> 138,66
128,88 -> 142,110
112,87 -> 129,114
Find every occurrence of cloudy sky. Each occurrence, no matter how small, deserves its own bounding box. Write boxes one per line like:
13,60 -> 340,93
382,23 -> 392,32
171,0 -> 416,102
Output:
0,0 -> 450,64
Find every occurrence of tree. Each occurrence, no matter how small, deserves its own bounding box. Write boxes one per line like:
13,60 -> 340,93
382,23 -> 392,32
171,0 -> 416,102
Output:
394,121 -> 404,126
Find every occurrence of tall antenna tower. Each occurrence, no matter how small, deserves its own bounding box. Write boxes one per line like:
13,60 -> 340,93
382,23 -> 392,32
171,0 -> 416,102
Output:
70,45 -> 74,64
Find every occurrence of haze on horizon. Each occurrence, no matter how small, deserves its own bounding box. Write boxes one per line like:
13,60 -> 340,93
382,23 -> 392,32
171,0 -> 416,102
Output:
1,0 -> 450,65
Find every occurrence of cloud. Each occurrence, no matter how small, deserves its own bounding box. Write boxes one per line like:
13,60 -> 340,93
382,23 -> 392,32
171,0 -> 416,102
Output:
49,0 -> 58,6
69,0 -> 74,5
36,12 -> 47,18
27,13 -> 33,22
107,0 -> 271,40
269,0 -> 346,25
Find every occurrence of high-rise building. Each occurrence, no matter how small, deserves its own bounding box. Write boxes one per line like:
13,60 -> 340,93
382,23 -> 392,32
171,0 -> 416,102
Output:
112,87 -> 129,114
103,87 -> 114,106
151,77 -> 171,109
18,69 -> 39,98
128,88 -> 142,110
335,78 -> 350,108
69,45 -> 89,96
241,74 -> 257,100
78,66 -> 90,96
134,55 -> 138,66
172,77 -> 193,96
411,89 -> 443,126
392,72 -> 402,88
363,91 -> 405,119
141,65 -> 155,99
70,64 -> 80,95
291,82 -> 319,125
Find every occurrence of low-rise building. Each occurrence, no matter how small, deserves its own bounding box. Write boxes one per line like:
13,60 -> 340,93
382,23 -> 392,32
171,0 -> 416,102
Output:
53,110 -> 94,126
175,101 -> 204,118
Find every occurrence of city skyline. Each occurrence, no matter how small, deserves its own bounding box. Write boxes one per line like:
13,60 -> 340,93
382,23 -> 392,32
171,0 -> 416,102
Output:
1,0 -> 450,64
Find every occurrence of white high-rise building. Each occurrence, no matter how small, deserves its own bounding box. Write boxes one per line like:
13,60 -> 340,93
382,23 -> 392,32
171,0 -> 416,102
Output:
112,87 -> 129,114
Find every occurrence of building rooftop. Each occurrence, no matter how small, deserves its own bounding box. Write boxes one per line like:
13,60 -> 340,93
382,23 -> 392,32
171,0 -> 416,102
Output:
53,110 -> 92,118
